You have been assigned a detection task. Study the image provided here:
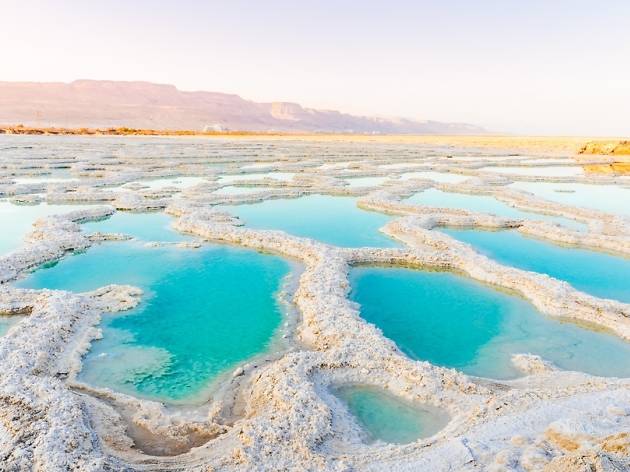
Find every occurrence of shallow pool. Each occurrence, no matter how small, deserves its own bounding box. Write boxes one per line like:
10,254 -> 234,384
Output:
241,163 -> 280,170
0,200 -> 94,255
344,176 -> 389,188
0,316 -> 22,337
82,212 -> 190,242
442,229 -> 630,304
509,182 -> 630,217
350,266 -> 630,379
17,241 -> 291,402
334,385 -> 449,444
220,195 -> 398,248
406,188 -> 584,230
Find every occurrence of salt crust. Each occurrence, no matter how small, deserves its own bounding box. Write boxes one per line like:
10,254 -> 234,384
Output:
1,142 -> 629,470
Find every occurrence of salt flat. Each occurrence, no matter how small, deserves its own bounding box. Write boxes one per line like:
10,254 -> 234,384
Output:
1,134 -> 629,471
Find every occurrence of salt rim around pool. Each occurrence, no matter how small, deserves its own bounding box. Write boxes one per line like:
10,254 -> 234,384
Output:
0,199 -> 97,256
211,185 -> 271,195
509,181 -> 630,218
219,194 -> 400,248
359,178 -> 630,258
344,176 -> 390,188
0,315 -> 23,337
15,211 -> 299,405
82,211 -> 193,243
331,384 -> 450,444
349,264 -> 630,379
441,228 -> 630,304
405,187 -> 585,230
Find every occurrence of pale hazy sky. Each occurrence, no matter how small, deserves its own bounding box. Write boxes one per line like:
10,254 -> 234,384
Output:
2,0 -> 629,135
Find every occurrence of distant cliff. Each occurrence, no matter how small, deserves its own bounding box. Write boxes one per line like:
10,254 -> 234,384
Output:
0,80 -> 485,134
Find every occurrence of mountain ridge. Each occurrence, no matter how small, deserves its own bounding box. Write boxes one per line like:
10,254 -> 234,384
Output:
0,79 -> 485,134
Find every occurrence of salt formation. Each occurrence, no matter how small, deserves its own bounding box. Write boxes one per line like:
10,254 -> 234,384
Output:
1,136 -> 630,471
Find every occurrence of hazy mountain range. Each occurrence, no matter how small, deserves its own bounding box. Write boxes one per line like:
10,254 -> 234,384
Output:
0,80 -> 485,134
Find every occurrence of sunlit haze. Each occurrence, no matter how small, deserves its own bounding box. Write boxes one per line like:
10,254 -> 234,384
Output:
2,0 -> 630,135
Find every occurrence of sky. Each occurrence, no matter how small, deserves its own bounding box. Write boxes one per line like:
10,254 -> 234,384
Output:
2,0 -> 629,136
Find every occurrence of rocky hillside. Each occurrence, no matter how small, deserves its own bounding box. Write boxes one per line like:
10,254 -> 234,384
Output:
0,80 -> 484,134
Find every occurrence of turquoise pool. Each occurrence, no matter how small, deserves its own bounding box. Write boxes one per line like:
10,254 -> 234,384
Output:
406,188 -> 584,230
220,194 -> 398,248
0,316 -> 22,337
0,200 -> 94,255
334,385 -> 449,444
443,228 -> 630,304
82,211 -> 190,242
350,266 -> 630,379
18,241 -> 292,403
345,176 -> 389,188
509,182 -> 630,217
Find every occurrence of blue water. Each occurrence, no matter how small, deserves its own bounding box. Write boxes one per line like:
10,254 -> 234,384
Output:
509,182 -> 630,217
350,267 -> 630,379
443,229 -> 630,303
220,195 -> 398,248
334,385 -> 449,444
406,188 -> 584,230
345,176 -> 389,188
0,316 -> 22,337
82,212 -> 190,242
18,242 -> 291,402
0,200 -> 94,255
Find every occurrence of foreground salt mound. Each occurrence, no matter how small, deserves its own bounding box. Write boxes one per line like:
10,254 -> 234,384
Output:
0,286 -> 141,470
